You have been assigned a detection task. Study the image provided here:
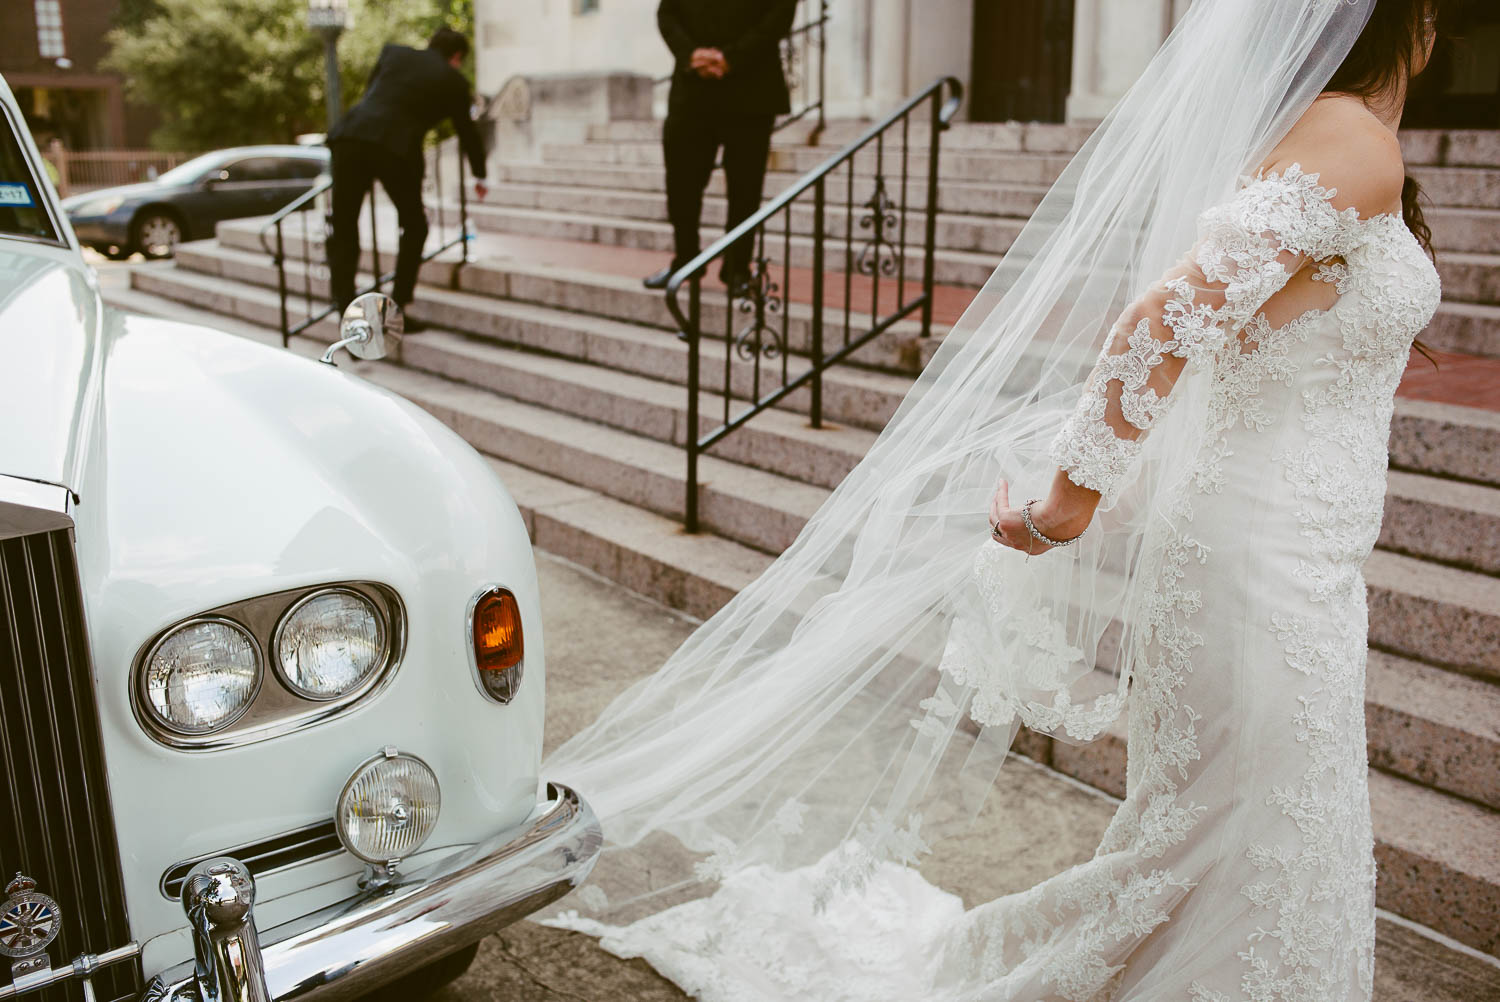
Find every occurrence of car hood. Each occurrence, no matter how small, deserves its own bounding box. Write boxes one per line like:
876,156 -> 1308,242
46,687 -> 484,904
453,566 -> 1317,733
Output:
61,182 -> 167,211
0,245 -> 105,494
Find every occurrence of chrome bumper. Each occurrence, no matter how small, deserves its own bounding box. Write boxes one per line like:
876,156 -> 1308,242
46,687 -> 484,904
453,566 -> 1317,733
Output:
144,782 -> 600,1002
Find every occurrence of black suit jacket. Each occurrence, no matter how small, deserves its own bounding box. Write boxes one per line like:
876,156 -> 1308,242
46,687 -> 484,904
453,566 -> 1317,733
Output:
658,0 -> 797,118
328,44 -> 487,178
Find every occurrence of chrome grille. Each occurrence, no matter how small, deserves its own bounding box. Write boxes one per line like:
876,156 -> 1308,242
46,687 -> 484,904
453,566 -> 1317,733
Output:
0,502 -> 140,1001
160,820 -> 343,900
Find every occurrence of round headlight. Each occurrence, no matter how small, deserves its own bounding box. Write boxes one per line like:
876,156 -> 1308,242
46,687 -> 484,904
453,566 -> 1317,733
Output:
274,588 -> 387,700
141,619 -> 261,735
335,749 -> 441,864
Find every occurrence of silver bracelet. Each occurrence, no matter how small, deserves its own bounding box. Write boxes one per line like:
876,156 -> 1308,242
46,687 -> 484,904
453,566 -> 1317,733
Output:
1021,499 -> 1085,548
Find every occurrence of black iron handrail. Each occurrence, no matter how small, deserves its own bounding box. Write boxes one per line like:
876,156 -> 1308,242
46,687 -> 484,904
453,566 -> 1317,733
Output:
257,140 -> 472,348
653,0 -> 829,138
665,76 -> 963,533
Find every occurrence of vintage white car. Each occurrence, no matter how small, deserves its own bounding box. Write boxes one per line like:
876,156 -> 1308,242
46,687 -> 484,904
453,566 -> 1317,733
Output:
0,73 -> 600,1002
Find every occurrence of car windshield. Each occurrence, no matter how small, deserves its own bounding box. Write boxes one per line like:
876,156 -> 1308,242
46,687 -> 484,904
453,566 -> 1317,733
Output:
0,109 -> 60,244
155,152 -> 230,186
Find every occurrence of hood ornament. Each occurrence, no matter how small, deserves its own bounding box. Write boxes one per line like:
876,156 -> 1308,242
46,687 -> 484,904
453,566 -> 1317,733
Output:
0,873 -> 62,964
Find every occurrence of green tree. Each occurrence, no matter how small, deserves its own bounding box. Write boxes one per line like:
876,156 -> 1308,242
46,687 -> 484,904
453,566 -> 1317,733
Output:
104,0 -> 474,152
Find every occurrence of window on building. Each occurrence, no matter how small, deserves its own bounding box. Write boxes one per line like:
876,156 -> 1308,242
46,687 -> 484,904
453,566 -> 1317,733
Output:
34,0 -> 66,60
575,0 -> 600,14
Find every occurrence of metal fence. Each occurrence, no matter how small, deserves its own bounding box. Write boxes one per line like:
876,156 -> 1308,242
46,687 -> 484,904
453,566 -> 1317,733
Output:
666,77 -> 965,533
258,141 -> 471,347
40,147 -> 188,198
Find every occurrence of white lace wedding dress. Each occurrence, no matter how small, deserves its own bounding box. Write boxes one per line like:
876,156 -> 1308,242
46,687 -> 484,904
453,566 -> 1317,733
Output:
553,166 -> 1441,1001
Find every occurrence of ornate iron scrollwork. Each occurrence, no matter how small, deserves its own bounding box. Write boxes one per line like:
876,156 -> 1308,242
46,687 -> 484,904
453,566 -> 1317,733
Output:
856,177 -> 900,278
731,255 -> 788,362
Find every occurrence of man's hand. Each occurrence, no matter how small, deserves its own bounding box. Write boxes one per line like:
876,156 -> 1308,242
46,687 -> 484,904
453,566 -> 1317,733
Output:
473,179 -> 489,202
690,47 -> 729,79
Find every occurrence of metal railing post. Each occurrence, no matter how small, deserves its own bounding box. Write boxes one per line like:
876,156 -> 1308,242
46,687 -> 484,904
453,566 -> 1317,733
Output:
458,146 -> 470,266
275,223 -> 289,348
817,0 -> 828,134
367,182 -> 381,295
685,277 -> 702,534
810,178 -> 825,429
920,87 -> 942,339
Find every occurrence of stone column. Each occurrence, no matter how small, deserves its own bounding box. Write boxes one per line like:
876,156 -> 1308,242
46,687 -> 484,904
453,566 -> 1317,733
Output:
867,0 -> 912,113
1066,0 -> 1174,122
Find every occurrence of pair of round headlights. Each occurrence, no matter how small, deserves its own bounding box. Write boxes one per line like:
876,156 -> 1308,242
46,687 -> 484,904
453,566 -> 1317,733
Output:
140,588 -> 388,737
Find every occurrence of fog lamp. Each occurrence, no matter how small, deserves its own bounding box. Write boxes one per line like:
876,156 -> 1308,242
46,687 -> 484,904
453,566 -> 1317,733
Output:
470,587 -> 524,704
335,748 -> 440,865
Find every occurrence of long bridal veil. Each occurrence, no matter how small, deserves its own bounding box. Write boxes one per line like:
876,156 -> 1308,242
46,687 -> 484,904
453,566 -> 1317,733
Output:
544,0 -> 1373,948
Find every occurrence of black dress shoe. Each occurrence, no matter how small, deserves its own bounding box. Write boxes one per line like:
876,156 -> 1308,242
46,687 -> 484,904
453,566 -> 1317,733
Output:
721,270 -> 754,299
401,316 -> 429,334
642,265 -> 674,290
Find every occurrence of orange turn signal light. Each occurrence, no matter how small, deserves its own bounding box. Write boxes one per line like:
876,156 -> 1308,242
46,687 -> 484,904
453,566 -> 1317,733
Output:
473,589 -> 524,672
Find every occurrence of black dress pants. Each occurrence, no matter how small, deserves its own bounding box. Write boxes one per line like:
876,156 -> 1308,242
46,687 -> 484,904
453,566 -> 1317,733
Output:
662,107 -> 775,280
327,139 -> 428,312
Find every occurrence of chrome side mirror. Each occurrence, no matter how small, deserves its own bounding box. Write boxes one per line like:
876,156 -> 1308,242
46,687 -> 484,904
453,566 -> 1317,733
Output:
321,292 -> 399,366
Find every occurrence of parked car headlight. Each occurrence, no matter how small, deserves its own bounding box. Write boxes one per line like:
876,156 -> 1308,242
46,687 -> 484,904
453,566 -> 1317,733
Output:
141,619 -> 262,734
72,195 -> 124,217
273,588 -> 387,700
336,749 -> 441,864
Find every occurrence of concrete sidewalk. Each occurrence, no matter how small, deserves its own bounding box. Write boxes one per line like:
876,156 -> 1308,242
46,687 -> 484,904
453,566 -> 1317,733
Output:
434,552 -> 1500,1002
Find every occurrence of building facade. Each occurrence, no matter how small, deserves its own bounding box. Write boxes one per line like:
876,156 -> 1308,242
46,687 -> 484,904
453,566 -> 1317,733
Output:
476,0 -> 1498,128
0,0 -> 154,150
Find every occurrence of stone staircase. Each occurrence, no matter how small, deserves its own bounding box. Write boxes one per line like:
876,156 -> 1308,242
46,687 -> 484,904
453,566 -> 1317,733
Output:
119,119 -> 1500,974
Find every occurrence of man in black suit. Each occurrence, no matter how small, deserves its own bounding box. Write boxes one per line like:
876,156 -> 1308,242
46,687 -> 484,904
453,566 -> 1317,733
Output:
643,0 -> 798,293
326,28 -> 488,328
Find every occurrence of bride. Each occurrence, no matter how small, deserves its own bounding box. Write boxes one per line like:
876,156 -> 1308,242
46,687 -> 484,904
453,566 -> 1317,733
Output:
542,1 -> 1444,999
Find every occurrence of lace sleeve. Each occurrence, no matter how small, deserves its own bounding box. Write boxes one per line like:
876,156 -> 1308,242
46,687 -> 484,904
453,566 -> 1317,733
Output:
1047,165 -> 1362,503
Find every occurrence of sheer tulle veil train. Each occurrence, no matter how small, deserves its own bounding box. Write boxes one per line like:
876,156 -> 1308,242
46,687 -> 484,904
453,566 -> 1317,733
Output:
542,0 -> 1379,990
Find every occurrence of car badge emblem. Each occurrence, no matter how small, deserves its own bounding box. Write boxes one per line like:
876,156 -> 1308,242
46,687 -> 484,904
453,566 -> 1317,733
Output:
0,873 -> 62,960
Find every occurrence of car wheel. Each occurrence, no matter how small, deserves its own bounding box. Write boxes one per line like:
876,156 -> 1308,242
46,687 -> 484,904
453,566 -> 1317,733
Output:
133,211 -> 182,259
357,942 -> 479,1001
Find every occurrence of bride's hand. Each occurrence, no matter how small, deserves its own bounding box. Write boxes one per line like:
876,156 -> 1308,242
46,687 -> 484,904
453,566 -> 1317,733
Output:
988,479 -> 1093,555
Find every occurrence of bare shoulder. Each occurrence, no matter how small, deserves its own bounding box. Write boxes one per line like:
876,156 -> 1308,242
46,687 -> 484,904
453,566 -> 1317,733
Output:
1262,95 -> 1405,217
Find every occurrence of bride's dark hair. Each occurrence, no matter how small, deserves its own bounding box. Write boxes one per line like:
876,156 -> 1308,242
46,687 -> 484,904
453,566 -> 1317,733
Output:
1325,0 -> 1448,255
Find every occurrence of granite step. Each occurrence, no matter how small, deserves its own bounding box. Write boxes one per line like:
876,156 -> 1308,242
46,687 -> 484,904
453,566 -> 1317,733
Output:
1410,166 -> 1500,210
185,230 -> 1500,494
1437,252 -> 1500,306
1388,399 -> 1500,488
479,174 -> 1052,225
383,352 -> 1500,808
475,179 -> 1500,306
451,203 -> 1500,353
209,221 -> 951,374
584,122 -> 1497,167
1038,706 -> 1500,957
132,262 -> 882,490
503,156 -> 1500,217
205,217 -> 1500,480
462,197 -> 1026,268
492,163 -> 1056,217
108,273 -> 1500,960
1365,550 -> 1500,681
140,257 -> 1500,681
584,118 -> 1098,155
1366,649 -> 1500,809
540,140 -> 1080,188
1383,471 -> 1500,575
1400,130 -> 1500,169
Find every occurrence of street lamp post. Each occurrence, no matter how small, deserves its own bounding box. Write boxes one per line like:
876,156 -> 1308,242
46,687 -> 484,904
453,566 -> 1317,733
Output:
307,0 -> 348,132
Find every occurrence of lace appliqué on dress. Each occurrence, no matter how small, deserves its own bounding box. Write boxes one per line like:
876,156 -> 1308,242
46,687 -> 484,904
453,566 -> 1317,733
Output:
1049,165 -> 1362,503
